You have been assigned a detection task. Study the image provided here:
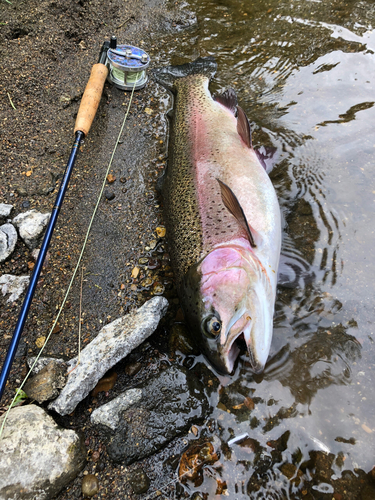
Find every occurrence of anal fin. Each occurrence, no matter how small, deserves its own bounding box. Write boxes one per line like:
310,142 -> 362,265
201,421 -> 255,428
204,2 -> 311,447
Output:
237,106 -> 252,149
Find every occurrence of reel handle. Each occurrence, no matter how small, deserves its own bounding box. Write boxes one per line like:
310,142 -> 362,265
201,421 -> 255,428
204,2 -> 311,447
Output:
74,63 -> 108,137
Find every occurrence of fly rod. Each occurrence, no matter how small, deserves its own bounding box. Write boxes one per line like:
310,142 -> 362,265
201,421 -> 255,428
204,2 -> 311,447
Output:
0,36 -> 151,402
0,43 -> 112,401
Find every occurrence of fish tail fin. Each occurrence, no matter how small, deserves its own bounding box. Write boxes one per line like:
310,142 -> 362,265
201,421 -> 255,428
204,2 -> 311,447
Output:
152,56 -> 217,92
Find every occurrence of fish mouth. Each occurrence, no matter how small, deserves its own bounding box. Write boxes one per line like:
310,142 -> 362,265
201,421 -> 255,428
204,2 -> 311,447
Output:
224,317 -> 267,375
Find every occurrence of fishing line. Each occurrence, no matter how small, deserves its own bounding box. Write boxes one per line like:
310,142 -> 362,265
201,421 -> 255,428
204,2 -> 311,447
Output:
0,80 -> 137,439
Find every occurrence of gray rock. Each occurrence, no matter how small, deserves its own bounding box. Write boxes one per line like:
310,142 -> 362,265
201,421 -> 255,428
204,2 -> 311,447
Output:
0,224 -> 17,263
0,203 -> 13,224
12,209 -> 50,249
49,296 -> 168,415
91,389 -> 143,431
101,364 -> 209,465
0,405 -> 86,500
27,356 -> 66,374
0,274 -> 29,302
23,360 -> 68,403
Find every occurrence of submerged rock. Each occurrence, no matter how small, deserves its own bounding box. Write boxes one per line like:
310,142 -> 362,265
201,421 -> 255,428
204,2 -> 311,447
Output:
0,203 -> 13,224
49,296 -> 168,415
0,274 -> 29,302
0,224 -> 17,263
0,405 -> 86,500
127,468 -> 150,494
91,389 -> 142,431
93,364 -> 209,465
13,209 -> 50,249
23,360 -> 68,403
81,474 -> 99,497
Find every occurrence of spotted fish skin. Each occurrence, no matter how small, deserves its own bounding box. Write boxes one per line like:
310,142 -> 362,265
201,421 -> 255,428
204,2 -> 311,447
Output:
154,58 -> 281,374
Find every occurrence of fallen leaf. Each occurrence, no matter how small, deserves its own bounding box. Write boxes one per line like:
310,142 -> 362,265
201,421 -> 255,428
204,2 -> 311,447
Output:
216,479 -> 228,495
92,371 -> 117,397
179,442 -> 218,484
244,397 -> 255,410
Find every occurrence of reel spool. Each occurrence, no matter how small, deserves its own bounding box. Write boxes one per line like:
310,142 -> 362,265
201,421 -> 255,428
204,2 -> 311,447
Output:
105,36 -> 150,91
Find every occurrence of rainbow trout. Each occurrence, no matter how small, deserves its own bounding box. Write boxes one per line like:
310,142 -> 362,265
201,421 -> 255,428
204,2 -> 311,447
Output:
154,58 -> 281,374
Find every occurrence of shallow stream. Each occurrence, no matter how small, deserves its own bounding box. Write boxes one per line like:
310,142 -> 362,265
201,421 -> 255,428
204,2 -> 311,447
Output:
152,0 -> 375,497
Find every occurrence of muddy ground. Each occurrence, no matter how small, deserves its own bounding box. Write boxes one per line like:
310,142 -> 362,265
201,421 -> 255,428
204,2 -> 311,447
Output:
0,0 -> 198,498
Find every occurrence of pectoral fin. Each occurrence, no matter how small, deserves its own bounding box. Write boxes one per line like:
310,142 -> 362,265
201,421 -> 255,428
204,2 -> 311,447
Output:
217,179 -> 256,248
237,105 -> 252,149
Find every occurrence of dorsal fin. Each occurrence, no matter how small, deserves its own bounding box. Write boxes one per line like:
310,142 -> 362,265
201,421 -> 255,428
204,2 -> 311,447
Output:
237,105 -> 252,149
217,179 -> 256,248
213,88 -> 238,115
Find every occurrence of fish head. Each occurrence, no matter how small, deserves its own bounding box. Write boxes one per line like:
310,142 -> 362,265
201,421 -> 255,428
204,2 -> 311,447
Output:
182,245 -> 275,374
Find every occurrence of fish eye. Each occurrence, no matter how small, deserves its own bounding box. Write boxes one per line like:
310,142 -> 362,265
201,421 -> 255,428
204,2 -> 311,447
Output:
203,316 -> 222,339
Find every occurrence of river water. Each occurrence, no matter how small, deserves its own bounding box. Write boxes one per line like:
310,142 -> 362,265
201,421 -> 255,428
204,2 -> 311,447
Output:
152,0 -> 375,497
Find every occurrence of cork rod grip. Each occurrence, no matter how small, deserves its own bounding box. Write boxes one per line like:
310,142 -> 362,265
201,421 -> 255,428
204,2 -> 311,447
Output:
74,63 -> 109,137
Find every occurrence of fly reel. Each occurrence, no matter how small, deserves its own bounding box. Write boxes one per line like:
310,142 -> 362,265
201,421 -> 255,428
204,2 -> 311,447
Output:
100,36 -> 150,91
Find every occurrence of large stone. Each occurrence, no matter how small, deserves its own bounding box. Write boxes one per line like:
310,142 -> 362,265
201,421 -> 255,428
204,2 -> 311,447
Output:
0,405 -> 86,500
12,209 -> 50,249
0,203 -> 13,224
23,360 -> 68,403
0,224 -> 17,263
0,274 -> 29,302
94,365 -> 209,465
49,296 -> 168,415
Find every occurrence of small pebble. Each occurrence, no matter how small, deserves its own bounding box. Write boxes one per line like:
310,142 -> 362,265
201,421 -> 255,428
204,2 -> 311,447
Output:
82,474 -> 99,497
22,201 -> 31,208
127,468 -> 150,494
147,258 -> 160,270
35,336 -> 46,348
191,425 -> 198,436
105,190 -> 115,201
131,266 -> 140,279
155,226 -> 166,238
120,177 -> 126,183
107,174 -> 116,183
153,282 -> 165,295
